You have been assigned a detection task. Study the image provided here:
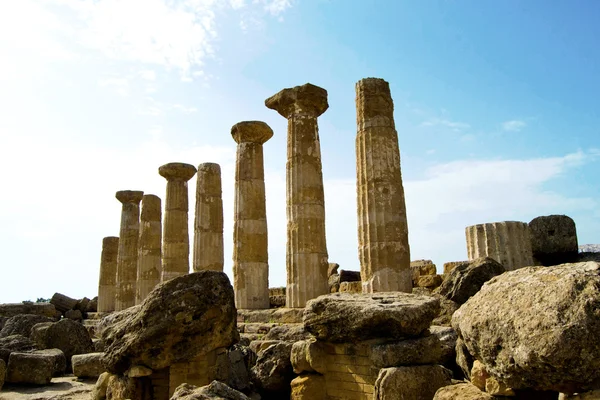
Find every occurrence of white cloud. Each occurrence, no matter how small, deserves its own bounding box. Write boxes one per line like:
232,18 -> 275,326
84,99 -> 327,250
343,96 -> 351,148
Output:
502,119 -> 527,132
421,118 -> 471,132
172,104 -> 199,114
139,70 -> 157,81
258,0 -> 293,16
98,77 -> 130,96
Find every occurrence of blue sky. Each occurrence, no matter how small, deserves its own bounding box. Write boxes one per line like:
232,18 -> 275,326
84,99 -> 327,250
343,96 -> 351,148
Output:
0,0 -> 598,302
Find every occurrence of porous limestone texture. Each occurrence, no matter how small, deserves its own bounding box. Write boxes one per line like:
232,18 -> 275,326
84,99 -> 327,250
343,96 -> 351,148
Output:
356,77 -> 411,293
231,121 -> 273,309
433,382 -> 494,400
115,190 -> 144,311
303,292 -> 439,342
265,83 -> 330,308
193,163 -> 224,272
453,261 -> 600,393
171,381 -> 250,400
159,162 -> 197,282
529,214 -> 579,266
0,303 -> 57,319
465,220 -> 534,271
102,271 -> 238,375
136,194 -> 162,305
98,236 -> 119,313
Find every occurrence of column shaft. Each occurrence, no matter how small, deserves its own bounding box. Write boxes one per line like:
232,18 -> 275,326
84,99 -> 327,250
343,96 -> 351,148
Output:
98,236 -> 119,312
233,136 -> 270,309
136,194 -> 162,304
465,221 -> 534,271
286,114 -> 329,307
355,77 -> 411,293
193,163 -> 224,272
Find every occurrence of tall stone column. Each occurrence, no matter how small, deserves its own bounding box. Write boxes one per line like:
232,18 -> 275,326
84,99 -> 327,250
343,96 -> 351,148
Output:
193,163 -> 224,272
115,190 -> 144,311
159,162 -> 197,282
231,121 -> 273,309
136,194 -> 162,304
265,83 -> 329,308
466,221 -> 534,271
355,77 -> 412,293
98,236 -> 119,313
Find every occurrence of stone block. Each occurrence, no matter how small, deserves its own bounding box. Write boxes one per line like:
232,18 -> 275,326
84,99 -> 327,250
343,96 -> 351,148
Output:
433,382 -> 493,399
370,334 -> 442,367
0,358 -> 5,390
0,303 -> 58,319
291,374 -> 327,400
339,281 -> 362,293
374,365 -> 452,400
33,348 -> 66,376
529,215 -> 578,266
72,352 -> 105,378
417,274 -> 443,289
6,351 -> 55,385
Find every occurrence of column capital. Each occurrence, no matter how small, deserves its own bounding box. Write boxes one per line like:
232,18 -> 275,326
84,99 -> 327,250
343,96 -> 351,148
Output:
265,83 -> 328,118
115,190 -> 144,204
141,194 -> 161,221
231,121 -> 273,145
159,162 -> 197,181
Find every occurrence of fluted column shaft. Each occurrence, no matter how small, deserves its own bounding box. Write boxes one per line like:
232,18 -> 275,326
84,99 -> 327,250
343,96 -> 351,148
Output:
98,236 -> 119,312
266,83 -> 329,308
232,121 -> 273,309
159,163 -> 197,282
466,221 -> 534,271
355,77 -> 411,293
136,194 -> 162,304
193,163 -> 224,272
115,190 -> 144,311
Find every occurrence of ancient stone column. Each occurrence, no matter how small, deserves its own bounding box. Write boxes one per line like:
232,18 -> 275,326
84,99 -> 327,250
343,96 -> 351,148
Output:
193,163 -> 224,272
265,83 -> 329,308
231,121 -> 273,309
159,163 -> 197,282
465,221 -> 534,271
98,236 -> 119,313
355,77 -> 412,293
136,194 -> 162,304
529,215 -> 578,266
115,190 -> 144,311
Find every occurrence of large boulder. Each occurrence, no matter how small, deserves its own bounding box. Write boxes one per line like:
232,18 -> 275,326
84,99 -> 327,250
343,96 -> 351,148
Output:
106,374 -> 152,400
290,374 -> 327,400
102,271 -> 238,374
72,352 -> 105,378
30,321 -> 54,348
0,303 -> 58,319
171,381 -> 250,400
50,293 -> 78,314
6,351 -> 55,385
374,365 -> 453,400
0,314 -> 54,338
250,341 -> 293,397
303,292 -> 439,342
0,334 -> 37,363
370,334 -> 442,367
43,318 -> 94,368
529,215 -> 579,266
453,261 -> 600,393
435,257 -> 505,305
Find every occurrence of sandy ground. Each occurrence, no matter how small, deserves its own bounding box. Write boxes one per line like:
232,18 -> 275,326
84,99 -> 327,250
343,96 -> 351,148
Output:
0,376 -> 95,400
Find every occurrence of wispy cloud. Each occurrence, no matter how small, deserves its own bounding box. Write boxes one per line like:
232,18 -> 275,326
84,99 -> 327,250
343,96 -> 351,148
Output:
421,118 -> 471,132
98,77 -> 130,96
502,119 -> 527,132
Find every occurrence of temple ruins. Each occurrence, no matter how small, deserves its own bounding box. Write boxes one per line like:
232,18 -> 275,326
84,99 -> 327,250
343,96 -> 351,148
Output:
136,194 -> 162,304
97,236 -> 119,313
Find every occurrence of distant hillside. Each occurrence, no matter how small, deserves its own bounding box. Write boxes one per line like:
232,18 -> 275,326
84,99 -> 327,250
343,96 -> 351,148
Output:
579,244 -> 600,253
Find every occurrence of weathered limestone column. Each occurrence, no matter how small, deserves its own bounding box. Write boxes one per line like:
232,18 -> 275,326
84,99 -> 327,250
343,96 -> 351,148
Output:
355,77 -> 412,293
466,221 -> 534,271
231,121 -> 273,309
115,190 -> 144,311
159,162 -> 197,282
98,236 -> 119,313
265,83 -> 329,308
136,194 -> 162,304
193,163 -> 224,272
